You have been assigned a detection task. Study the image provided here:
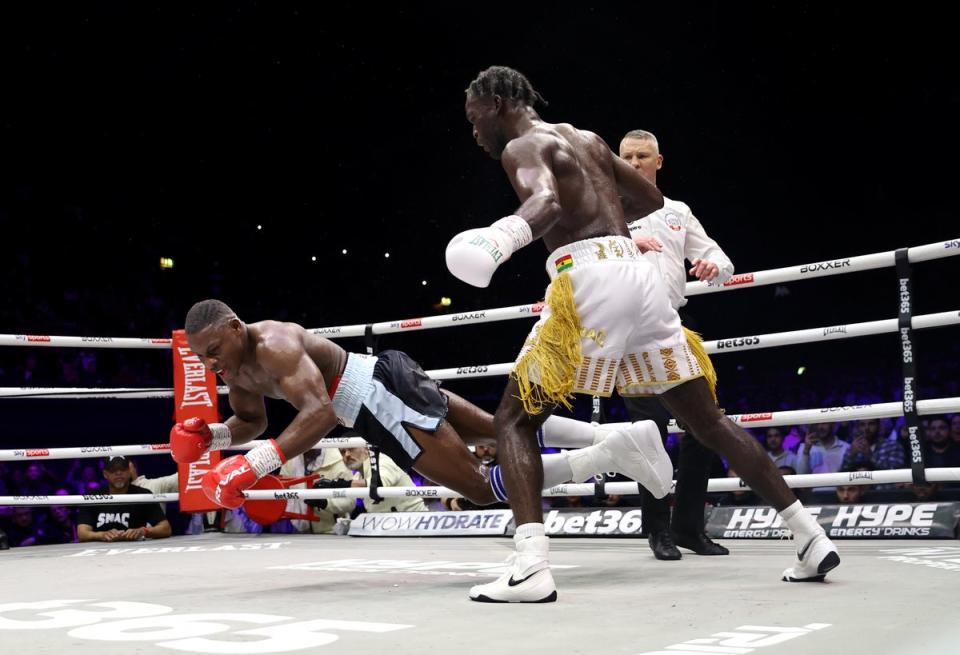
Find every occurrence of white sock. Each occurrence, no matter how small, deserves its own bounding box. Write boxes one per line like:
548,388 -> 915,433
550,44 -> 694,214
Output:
780,500 -> 823,542
542,453 -> 574,488
513,523 -> 549,569
515,522 -> 546,541
490,455 -> 575,502
539,416 -> 600,448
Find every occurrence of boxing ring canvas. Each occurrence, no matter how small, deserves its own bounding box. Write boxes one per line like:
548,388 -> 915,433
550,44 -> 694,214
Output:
2,533 -> 958,655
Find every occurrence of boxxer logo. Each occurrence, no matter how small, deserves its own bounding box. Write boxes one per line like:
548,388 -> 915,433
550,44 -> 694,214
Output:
405,489 -> 438,496
800,259 -> 850,274
452,312 -> 485,322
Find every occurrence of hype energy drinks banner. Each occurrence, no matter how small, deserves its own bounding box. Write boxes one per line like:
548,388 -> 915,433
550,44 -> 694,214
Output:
705,503 -> 959,539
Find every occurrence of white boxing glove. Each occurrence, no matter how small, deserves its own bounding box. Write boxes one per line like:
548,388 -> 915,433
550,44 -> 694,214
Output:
445,215 -> 533,287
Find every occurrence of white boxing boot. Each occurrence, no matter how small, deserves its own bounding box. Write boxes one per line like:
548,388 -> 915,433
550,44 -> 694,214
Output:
779,500 -> 841,582
782,532 -> 841,582
567,420 -> 673,498
469,528 -> 557,603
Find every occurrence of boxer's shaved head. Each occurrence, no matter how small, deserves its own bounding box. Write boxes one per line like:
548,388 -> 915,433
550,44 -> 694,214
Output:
185,299 -> 237,335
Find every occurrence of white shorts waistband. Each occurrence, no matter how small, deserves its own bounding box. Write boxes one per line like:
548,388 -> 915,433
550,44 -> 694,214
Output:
545,235 -> 640,280
331,353 -> 377,426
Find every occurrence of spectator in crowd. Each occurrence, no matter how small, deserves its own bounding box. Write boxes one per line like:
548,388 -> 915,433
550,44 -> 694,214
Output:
923,416 -> 960,470
474,442 -> 498,467
76,456 -> 172,542
892,419 -> 914,460
910,482 -> 940,503
833,463 -> 873,504
8,466 -> 26,492
910,482 -> 940,502
130,461 -> 179,496
37,491 -> 77,545
279,447 -> 354,534
309,445 -> 428,516
16,463 -> 56,496
950,414 -> 960,445
796,423 -> 850,474
764,427 -> 798,471
781,426 -> 804,454
842,418 -> 905,471
3,507 -> 44,547
67,460 -> 103,494
835,483 -> 867,504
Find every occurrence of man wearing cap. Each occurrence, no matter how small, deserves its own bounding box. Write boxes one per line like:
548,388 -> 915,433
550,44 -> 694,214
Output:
76,457 -> 172,542
308,434 -> 430,516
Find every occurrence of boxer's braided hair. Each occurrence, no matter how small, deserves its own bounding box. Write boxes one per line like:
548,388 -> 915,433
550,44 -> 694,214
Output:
467,66 -> 548,108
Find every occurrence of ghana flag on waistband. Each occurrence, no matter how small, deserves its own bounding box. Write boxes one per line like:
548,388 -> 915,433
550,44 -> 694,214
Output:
555,254 -> 573,274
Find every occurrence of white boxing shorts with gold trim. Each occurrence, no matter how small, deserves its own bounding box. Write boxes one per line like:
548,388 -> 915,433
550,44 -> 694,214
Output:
512,235 -> 704,415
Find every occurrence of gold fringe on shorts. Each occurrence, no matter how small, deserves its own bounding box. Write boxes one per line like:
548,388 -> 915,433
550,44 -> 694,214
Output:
512,272 -> 582,415
683,325 -> 718,403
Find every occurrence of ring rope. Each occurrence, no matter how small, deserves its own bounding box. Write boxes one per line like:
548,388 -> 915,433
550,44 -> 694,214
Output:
2,396 -> 958,460
3,467 -> 959,506
1,238 -> 955,348
0,435 -> 370,461
1,309 -> 955,399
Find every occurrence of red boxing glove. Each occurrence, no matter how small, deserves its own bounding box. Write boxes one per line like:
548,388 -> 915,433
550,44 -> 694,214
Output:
170,418 -> 231,463
201,440 -> 286,509
202,455 -> 257,509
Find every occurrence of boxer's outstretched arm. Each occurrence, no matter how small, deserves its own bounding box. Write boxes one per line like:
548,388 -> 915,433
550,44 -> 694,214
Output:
260,340 -> 338,460
445,135 -> 560,287
199,339 -> 338,510
224,386 -> 268,444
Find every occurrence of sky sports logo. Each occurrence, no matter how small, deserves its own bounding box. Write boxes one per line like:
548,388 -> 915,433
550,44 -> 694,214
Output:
723,273 -> 755,286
